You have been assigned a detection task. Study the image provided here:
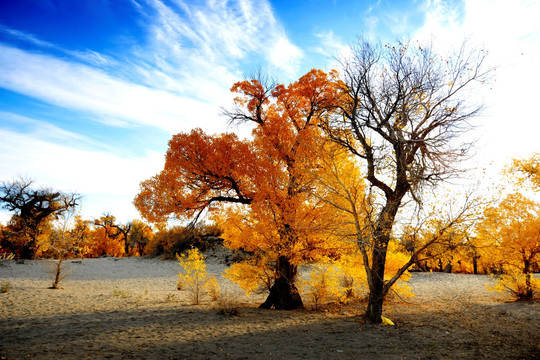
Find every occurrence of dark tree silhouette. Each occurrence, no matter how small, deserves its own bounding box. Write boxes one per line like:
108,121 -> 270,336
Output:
0,178 -> 80,259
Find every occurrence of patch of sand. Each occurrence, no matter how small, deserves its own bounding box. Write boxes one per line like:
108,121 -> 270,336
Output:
0,258 -> 538,359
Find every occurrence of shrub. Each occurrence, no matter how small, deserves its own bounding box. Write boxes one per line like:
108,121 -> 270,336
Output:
112,289 -> 129,298
300,261 -> 343,309
164,293 -> 176,302
488,273 -> 540,300
177,248 -> 220,305
0,281 -> 11,293
216,297 -> 240,316
0,252 -> 15,261
48,259 -> 70,289
224,257 -> 274,296
299,249 -> 414,309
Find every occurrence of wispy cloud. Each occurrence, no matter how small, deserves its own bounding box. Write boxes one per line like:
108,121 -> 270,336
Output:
0,124 -> 164,221
313,31 -> 351,57
0,0 -> 304,222
0,0 -> 304,133
134,0 -> 303,83
0,44 -> 222,133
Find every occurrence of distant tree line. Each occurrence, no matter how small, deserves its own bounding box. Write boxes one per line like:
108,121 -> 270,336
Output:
0,178 -> 222,260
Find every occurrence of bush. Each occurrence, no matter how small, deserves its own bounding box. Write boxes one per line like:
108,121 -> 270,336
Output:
0,281 -> 11,293
224,257 -> 274,296
0,252 -> 15,261
300,262 -> 343,309
488,273 -> 540,300
146,225 -> 222,259
216,297 -> 240,316
177,248 -> 220,305
48,259 -> 70,289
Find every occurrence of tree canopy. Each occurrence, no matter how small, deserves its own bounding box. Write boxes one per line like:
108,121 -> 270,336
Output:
0,178 -> 80,259
135,69 -> 347,309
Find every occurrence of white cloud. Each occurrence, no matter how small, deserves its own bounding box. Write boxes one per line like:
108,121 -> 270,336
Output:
266,36 -> 304,77
138,0 -> 303,81
314,31 -> 351,57
0,0 -> 305,222
0,125 -> 164,222
0,44 -> 223,134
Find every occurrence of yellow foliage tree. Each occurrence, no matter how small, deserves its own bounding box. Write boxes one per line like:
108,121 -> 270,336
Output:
479,193 -> 540,299
224,257 -> 274,296
508,153 -> 540,190
177,248 -> 219,305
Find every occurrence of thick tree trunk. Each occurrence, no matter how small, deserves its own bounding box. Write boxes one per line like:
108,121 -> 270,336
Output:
20,239 -> 37,260
364,191 -> 404,324
259,256 -> 304,310
365,241 -> 387,324
472,255 -> 479,275
124,240 -> 130,257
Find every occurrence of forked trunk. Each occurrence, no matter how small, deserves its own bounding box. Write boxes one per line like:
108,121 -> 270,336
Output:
259,256 -> 304,310
364,194 -> 402,324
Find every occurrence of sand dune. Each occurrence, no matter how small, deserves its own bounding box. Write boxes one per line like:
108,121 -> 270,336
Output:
1,257 -> 538,359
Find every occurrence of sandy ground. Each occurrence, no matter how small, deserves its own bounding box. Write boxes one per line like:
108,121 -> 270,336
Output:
0,257 -> 538,360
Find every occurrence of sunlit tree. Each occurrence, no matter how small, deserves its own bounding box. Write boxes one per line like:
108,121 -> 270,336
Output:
135,69 -> 344,309
478,193 -> 540,299
321,38 -> 492,323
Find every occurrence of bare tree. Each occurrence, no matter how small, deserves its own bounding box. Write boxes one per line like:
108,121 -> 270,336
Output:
321,38 -> 492,323
0,178 -> 80,259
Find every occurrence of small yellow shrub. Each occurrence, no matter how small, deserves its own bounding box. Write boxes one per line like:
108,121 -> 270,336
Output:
177,248 -> 220,305
300,261 -> 343,309
300,246 -> 415,307
487,273 -> 540,300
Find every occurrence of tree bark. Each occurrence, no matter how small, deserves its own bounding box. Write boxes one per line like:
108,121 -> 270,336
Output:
259,256 -> 304,310
364,192 -> 404,324
523,259 -> 533,300
365,242 -> 387,324
472,254 -> 479,275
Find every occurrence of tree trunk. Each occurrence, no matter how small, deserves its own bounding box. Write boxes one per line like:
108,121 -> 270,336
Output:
523,259 -> 533,300
259,256 -> 304,310
20,239 -> 37,260
363,191 -> 404,324
124,240 -> 130,257
443,263 -> 452,273
472,255 -> 478,275
365,241 -> 387,324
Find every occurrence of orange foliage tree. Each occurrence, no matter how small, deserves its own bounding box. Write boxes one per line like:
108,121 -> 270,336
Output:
130,219 -> 154,256
135,69 -> 344,309
85,214 -> 126,257
94,214 -> 132,256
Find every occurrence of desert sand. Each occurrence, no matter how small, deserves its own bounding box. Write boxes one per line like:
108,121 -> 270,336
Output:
0,256 -> 538,360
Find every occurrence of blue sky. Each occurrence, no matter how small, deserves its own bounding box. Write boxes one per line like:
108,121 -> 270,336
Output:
0,0 -> 539,224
